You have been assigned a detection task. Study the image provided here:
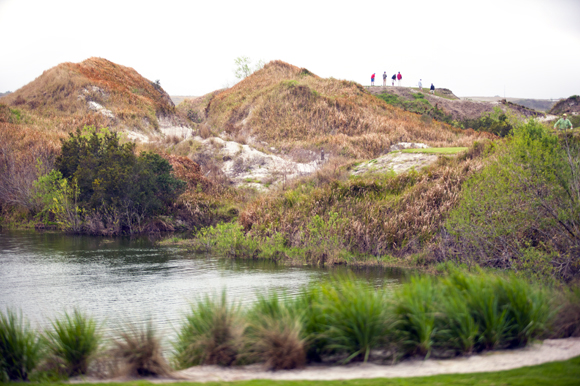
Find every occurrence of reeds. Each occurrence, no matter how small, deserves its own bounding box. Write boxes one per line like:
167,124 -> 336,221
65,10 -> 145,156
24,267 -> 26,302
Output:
0,309 -> 42,381
172,291 -> 244,368
44,309 -> 102,376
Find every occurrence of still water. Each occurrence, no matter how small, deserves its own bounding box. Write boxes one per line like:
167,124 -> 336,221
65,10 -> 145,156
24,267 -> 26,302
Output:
0,230 -> 404,338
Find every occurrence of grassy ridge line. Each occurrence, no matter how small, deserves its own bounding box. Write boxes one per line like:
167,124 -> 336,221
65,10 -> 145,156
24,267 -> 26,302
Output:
206,61 -> 486,159
13,356 -> 580,385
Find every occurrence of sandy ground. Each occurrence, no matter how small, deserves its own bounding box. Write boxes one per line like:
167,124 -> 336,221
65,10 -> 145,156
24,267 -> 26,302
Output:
73,338 -> 580,383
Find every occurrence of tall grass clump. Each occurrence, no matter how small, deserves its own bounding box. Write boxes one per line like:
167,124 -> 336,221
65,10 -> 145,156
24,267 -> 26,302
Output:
440,270 -> 552,351
393,276 -> 438,358
111,321 -> 171,377
0,309 -> 43,381
44,309 -> 102,376
173,291 -> 244,368
551,285 -> 580,338
436,284 -> 479,355
288,285 -> 328,361
319,277 -> 390,363
246,293 -> 306,370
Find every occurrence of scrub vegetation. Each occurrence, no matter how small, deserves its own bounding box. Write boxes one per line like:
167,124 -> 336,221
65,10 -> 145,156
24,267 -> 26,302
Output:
1,270 -> 579,381
205,61 -> 484,159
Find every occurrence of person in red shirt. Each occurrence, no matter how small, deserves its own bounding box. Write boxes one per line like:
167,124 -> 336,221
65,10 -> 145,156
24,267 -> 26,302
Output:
371,73 -> 376,86
397,72 -> 402,86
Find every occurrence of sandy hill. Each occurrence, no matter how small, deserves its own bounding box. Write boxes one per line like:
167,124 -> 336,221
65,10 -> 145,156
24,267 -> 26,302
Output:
192,61 -> 483,160
0,57 -> 188,136
549,95 -> 580,116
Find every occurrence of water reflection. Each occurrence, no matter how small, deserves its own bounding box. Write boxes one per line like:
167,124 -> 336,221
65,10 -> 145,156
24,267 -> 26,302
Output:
0,230 -> 405,340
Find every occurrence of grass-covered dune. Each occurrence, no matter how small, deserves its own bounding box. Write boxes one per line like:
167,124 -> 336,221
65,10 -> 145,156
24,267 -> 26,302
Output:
0,57 -> 176,131
203,61 -> 487,159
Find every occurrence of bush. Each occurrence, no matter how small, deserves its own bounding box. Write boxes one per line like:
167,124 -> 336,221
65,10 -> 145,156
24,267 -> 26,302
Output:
0,309 -> 42,381
55,126 -> 185,220
111,321 -> 171,377
44,309 -> 102,376
445,120 -> 580,281
173,292 -> 244,368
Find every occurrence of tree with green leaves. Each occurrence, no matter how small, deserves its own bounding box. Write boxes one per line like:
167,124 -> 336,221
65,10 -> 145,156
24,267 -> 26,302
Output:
234,56 -> 265,80
51,126 -> 185,232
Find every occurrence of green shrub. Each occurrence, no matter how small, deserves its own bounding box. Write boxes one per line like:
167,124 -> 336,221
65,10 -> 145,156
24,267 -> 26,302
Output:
173,292 -> 244,368
445,120 -> 580,281
393,276 -> 437,357
0,309 -> 43,381
55,126 -> 185,219
44,309 -> 102,376
319,277 -> 390,363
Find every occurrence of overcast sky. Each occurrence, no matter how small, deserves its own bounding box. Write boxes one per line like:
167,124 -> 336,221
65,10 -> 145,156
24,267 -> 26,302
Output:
1,0 -> 579,99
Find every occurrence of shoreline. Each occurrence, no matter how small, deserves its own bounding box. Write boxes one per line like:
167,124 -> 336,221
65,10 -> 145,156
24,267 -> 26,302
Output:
70,338 -> 580,383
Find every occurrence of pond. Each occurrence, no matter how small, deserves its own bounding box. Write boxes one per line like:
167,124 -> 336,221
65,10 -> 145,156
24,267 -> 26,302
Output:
0,230 -> 405,339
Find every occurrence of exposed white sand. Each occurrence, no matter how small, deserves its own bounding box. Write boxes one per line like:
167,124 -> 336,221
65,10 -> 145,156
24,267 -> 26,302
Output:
171,338 -> 580,382
73,338 -> 580,383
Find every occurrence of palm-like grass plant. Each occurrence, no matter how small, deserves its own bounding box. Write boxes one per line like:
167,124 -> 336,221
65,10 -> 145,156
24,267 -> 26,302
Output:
0,309 -> 43,381
44,309 -> 101,376
173,291 -> 243,368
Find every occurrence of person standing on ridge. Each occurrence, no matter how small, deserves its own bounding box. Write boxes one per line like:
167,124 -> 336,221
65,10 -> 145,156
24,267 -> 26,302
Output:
554,113 -> 573,130
371,73 -> 375,86
391,73 -> 396,86
430,83 -> 435,94
383,71 -> 387,86
397,72 -> 402,86
418,79 -> 423,91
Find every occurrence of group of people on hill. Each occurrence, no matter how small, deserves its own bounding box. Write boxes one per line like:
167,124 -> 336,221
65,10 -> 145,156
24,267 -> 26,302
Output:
370,72 -> 435,94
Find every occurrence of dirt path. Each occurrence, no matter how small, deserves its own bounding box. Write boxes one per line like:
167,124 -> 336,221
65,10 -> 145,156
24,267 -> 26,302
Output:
169,338 -> 580,382
72,338 -> 580,383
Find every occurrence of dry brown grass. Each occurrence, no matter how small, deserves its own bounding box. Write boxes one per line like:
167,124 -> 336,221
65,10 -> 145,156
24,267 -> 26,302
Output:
2,57 -> 177,134
111,322 -> 172,378
247,315 -> 306,370
240,142 -> 490,258
207,61 -> 489,159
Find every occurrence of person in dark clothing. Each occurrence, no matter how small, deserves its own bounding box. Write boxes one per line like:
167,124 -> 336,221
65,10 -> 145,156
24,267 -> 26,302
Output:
430,83 -> 435,94
391,74 -> 396,86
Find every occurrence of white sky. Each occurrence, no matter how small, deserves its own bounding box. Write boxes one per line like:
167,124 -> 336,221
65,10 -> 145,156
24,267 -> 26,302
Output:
0,0 -> 579,99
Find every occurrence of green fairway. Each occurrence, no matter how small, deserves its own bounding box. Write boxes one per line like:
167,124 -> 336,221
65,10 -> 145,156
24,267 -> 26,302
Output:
401,147 -> 468,154
16,356 -> 580,386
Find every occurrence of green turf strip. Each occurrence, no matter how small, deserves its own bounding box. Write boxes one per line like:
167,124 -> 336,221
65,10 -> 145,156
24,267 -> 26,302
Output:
19,356 -> 580,386
401,147 -> 468,154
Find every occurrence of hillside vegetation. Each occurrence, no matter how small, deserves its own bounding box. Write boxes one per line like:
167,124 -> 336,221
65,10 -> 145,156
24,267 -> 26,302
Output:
202,61 -> 484,159
0,57 -> 177,132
